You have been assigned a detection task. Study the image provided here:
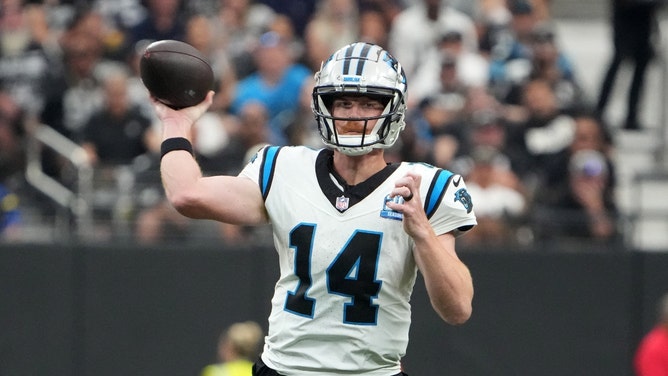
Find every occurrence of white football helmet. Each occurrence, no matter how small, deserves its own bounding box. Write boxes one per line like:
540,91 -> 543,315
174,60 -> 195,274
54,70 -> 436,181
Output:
312,42 -> 408,156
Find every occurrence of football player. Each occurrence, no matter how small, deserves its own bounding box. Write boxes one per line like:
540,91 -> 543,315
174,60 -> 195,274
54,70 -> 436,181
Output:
154,42 -> 477,376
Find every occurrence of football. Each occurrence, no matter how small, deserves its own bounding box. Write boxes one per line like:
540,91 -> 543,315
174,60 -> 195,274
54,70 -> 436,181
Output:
140,40 -> 214,109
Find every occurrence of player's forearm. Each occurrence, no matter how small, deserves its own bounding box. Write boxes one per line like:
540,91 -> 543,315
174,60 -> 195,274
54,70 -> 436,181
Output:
161,151 -> 206,218
157,98 -> 208,218
413,235 -> 474,325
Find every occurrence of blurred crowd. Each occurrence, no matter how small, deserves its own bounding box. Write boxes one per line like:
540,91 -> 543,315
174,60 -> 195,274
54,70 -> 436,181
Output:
0,0 -> 652,249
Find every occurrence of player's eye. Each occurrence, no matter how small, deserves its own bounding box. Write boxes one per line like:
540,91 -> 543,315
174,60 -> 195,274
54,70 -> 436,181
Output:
362,100 -> 384,110
332,99 -> 353,109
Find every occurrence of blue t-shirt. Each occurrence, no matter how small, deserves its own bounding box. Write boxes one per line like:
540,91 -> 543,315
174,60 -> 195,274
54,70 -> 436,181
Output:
231,64 -> 311,144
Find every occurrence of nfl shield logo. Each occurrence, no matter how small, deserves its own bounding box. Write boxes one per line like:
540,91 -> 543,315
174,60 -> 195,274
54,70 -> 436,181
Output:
336,196 -> 349,211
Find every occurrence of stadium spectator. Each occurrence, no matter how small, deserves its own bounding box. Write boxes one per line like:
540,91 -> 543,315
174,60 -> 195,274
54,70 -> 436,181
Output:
457,145 -> 527,248
407,93 -> 466,168
62,3 -> 128,61
124,0 -> 186,52
200,321 -> 264,376
32,21 -> 121,200
634,292 -> 668,376
211,0 -> 277,79
183,13 -> 237,112
596,0 -> 660,131
410,28 -> 489,105
358,0 -> 404,23
40,24 -> 117,140
443,88 -> 515,181
265,14 -> 304,60
446,102 -> 530,250
229,30 -> 312,145
494,22 -> 581,112
90,0 -> 146,39
487,0 -> 539,101
522,23 -> 582,111
531,112 -> 619,247
0,0 -> 56,117
456,89 -> 509,158
257,0 -> 317,38
77,69 -> 157,239
357,6 -> 391,48
357,0 -> 402,48
474,0 -> 513,59
504,78 -> 576,183
303,0 -> 359,72
79,69 -> 156,167
538,112 -> 615,195
389,0 -> 478,88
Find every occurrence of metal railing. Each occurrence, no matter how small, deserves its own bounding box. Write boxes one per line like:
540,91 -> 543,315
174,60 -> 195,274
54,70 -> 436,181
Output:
658,7 -> 668,167
25,124 -> 94,242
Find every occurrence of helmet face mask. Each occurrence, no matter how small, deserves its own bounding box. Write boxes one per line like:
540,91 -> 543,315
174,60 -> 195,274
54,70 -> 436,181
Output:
312,43 -> 408,156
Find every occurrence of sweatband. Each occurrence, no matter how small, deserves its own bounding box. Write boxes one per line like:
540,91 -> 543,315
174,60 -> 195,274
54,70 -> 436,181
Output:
160,137 -> 194,160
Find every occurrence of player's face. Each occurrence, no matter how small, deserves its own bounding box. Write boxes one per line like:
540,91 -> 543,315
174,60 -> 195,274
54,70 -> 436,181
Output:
331,96 -> 384,135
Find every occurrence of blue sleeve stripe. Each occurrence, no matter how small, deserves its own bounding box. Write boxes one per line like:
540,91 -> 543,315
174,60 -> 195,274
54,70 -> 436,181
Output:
425,169 -> 453,219
260,146 -> 281,199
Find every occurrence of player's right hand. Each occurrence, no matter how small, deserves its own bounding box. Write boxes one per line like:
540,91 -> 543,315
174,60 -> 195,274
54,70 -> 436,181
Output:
151,90 -> 214,127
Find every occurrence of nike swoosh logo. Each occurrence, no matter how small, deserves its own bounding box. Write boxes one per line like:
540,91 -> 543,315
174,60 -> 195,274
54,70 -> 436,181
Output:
452,175 -> 462,187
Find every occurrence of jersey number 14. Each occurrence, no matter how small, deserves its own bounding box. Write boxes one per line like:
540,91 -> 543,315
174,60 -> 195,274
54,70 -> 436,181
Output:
285,223 -> 383,325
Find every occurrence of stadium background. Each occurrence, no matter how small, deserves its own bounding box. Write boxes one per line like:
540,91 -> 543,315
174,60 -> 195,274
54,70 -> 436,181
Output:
3,0 -> 668,375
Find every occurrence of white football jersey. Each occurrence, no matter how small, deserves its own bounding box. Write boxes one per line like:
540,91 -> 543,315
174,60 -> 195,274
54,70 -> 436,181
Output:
239,146 -> 476,376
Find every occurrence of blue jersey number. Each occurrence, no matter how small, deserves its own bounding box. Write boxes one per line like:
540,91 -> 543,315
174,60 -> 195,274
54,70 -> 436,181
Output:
285,224 -> 382,325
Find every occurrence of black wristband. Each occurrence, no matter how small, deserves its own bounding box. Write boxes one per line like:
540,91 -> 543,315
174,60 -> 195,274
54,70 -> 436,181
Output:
160,137 -> 194,160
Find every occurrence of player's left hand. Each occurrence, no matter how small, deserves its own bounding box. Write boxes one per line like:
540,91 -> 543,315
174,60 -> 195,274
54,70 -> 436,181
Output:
387,171 -> 431,239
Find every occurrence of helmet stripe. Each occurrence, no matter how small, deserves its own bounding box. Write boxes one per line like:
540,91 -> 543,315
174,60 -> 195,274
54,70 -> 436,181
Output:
342,44 -> 354,75
355,43 -> 372,75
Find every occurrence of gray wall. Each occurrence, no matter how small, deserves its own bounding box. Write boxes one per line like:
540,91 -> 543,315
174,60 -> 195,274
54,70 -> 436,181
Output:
2,244 -> 667,376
